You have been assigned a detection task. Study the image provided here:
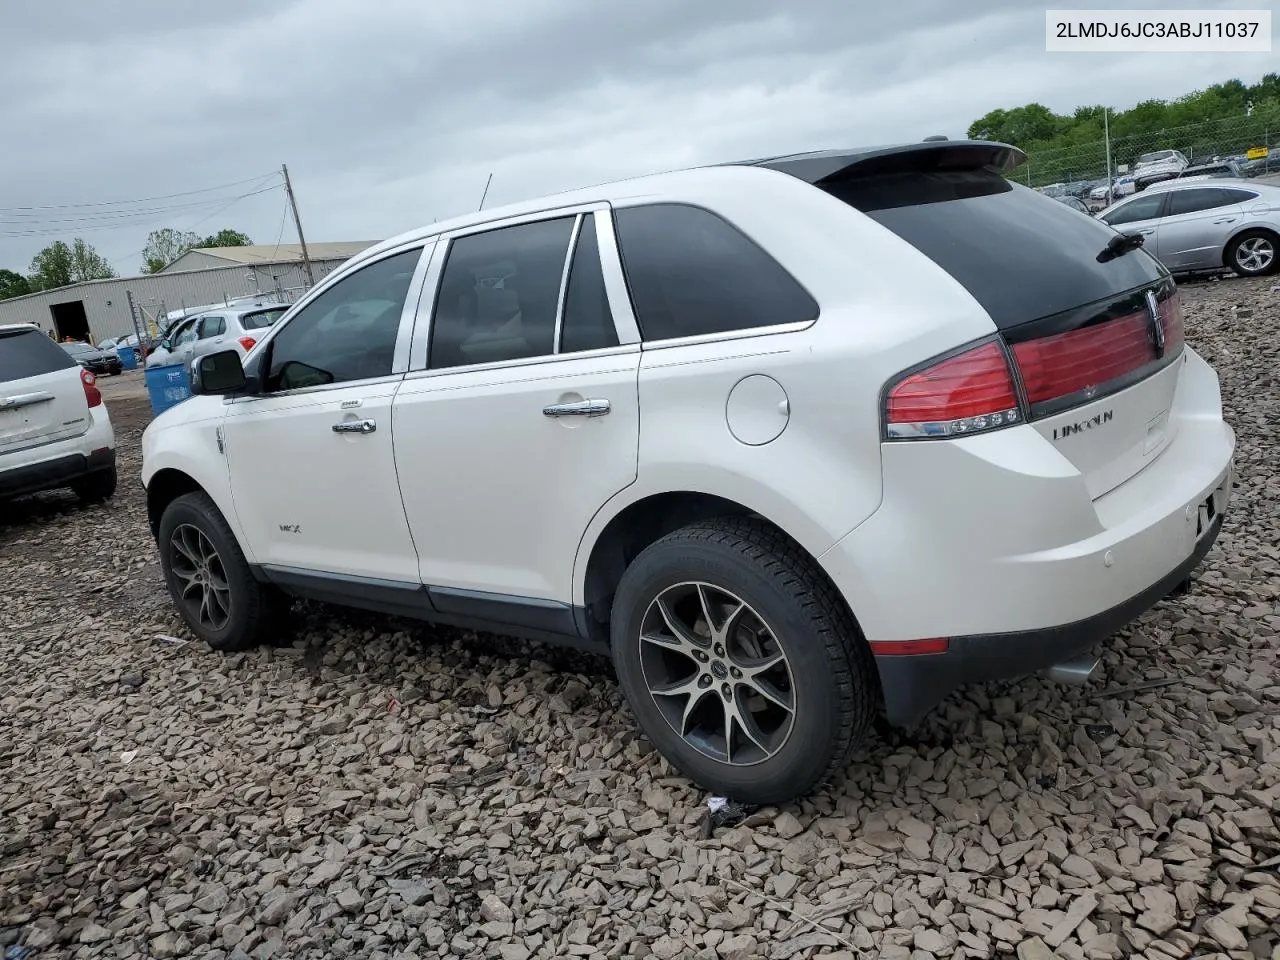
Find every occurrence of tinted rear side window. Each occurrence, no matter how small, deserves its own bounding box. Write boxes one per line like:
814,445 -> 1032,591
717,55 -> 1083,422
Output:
0,329 -> 78,382
1221,188 -> 1259,204
1168,188 -> 1232,216
614,203 -> 818,341
822,171 -> 1166,329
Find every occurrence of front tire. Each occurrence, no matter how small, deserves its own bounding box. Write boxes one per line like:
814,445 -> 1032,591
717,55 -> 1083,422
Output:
158,491 -> 289,651
610,517 -> 879,805
1226,229 -> 1278,277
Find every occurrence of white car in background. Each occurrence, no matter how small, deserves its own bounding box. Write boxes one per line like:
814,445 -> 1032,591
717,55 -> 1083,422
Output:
145,302 -> 287,369
142,139 -> 1235,803
1,323 -> 116,503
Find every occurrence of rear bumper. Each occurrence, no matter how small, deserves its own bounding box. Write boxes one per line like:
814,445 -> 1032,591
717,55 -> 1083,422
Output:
0,446 -> 115,499
820,347 -> 1236,727
875,497 -> 1225,727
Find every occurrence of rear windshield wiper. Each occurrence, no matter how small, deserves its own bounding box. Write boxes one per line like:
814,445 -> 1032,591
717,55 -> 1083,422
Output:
1096,231 -> 1145,263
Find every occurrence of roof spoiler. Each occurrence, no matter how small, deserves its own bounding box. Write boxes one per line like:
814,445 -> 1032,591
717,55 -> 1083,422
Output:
741,140 -> 1027,185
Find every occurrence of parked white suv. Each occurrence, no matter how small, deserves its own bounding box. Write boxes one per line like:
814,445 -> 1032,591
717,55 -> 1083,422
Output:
145,302 -> 288,369
141,141 -> 1235,803
1,324 -> 117,503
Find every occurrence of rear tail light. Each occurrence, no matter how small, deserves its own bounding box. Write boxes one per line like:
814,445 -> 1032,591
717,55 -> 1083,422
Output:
884,290 -> 1185,440
1158,293 -> 1185,355
238,336 -> 257,351
81,369 -> 102,408
884,341 -> 1020,439
1012,308 -> 1152,406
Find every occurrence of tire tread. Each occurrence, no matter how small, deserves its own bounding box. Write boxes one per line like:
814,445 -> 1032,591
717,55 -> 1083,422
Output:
629,515 -> 878,800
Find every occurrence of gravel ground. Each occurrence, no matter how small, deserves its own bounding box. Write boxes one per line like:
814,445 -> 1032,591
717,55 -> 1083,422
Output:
2,277 -> 1279,960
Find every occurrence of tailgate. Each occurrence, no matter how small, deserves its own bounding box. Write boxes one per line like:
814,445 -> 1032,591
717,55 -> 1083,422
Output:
0,329 -> 91,455
809,160 -> 1180,498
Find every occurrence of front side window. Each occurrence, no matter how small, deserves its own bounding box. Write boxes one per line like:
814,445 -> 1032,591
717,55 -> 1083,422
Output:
1100,193 -> 1166,226
173,322 -> 198,348
613,203 -> 819,342
429,218 -> 575,370
199,316 -> 226,338
265,247 -> 421,391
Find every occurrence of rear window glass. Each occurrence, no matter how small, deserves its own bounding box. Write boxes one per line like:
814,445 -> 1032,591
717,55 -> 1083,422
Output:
1,329 -> 78,381
821,171 -> 1166,329
241,308 -> 285,330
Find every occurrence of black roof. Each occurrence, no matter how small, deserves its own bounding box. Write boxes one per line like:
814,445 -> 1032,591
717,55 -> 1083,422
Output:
727,140 -> 1027,184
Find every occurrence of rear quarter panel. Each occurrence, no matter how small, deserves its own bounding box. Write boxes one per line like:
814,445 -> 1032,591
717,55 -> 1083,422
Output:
572,168 -> 1004,606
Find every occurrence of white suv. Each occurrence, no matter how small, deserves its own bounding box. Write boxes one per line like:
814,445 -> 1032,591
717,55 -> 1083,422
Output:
146,302 -> 288,369
141,141 -> 1235,804
2,324 -> 116,503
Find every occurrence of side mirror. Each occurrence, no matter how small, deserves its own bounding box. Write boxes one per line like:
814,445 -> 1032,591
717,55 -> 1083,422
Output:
191,350 -> 247,396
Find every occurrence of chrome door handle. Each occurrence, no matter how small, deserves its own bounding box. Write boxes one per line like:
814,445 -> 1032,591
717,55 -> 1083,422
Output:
332,419 -> 376,434
543,399 -> 610,418
1212,218 -> 1237,224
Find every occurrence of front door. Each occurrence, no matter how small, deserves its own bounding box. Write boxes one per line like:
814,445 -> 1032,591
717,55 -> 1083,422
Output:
220,245 -> 428,582
393,209 -> 641,607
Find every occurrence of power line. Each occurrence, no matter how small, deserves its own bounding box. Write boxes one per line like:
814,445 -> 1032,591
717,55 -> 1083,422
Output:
0,172 -> 281,213
0,184 -> 283,239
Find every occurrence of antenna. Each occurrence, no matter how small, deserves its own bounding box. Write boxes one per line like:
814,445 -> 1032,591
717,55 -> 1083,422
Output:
478,172 -> 494,211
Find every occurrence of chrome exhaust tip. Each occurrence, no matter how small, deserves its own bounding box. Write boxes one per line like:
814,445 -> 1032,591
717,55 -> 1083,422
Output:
1042,655 -> 1100,686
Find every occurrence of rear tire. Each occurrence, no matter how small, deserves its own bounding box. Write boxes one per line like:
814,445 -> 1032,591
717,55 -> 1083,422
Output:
72,465 -> 117,504
158,491 -> 290,651
610,517 -> 878,805
1226,229 -> 1279,277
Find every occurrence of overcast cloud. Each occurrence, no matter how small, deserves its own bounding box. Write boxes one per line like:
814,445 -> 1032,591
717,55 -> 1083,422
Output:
0,0 -> 1272,275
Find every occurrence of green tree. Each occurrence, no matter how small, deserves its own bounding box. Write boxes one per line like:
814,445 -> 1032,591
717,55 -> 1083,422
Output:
198,228 -> 251,248
28,238 -> 114,291
142,227 -> 201,273
69,239 -> 115,282
28,241 -> 74,291
0,268 -> 31,300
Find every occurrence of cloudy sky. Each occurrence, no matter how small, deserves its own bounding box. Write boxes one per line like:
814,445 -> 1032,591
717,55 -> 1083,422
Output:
0,0 -> 1273,276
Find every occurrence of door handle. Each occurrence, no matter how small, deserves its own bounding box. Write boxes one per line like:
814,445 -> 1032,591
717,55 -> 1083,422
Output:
1212,218 -> 1237,224
1140,229 -> 1155,235
543,399 -> 610,418
332,419 -> 376,434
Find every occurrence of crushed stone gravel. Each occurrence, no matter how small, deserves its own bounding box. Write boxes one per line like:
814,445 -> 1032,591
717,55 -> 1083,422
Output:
1,275 -> 1278,959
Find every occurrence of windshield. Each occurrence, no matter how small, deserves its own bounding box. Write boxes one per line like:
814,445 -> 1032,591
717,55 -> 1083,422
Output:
60,342 -> 93,355
241,308 -> 286,331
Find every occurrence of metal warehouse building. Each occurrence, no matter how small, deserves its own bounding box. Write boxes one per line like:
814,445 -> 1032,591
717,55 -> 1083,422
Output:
0,242 -> 374,343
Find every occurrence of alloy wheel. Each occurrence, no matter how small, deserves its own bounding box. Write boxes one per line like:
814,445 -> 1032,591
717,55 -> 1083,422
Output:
638,581 -> 795,766
169,523 -> 232,632
1236,236 -> 1275,274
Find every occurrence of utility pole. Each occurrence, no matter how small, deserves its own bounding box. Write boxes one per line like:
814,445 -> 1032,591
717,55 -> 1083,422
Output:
1103,108 -> 1114,206
126,290 -> 144,354
281,163 -> 315,288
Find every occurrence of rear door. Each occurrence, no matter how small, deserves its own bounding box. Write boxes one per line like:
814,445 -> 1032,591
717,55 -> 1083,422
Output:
0,328 -> 90,456
1154,187 -> 1246,270
191,314 -> 228,362
820,168 -> 1182,499
393,207 -> 641,606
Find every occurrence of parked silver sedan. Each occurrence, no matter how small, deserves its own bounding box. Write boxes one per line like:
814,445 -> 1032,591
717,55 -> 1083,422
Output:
1096,179 -> 1280,277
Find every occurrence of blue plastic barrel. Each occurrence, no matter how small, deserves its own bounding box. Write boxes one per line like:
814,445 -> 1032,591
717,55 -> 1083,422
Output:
117,345 -> 137,369
145,364 -> 192,417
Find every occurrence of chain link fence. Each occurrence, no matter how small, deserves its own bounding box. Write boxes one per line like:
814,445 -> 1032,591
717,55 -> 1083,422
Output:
1018,112 -> 1277,198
